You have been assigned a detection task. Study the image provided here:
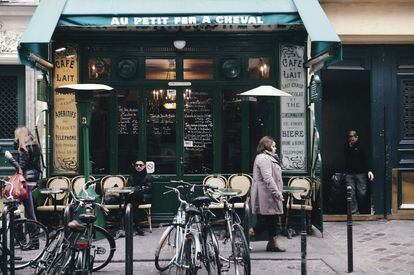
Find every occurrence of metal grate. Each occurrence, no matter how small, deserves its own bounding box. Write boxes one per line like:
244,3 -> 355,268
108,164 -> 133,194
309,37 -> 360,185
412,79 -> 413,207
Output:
403,79 -> 414,139
0,76 -> 18,138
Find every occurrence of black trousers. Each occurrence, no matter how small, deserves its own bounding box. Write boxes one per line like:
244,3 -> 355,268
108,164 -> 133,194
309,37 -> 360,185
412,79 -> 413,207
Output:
344,173 -> 369,214
254,214 -> 278,238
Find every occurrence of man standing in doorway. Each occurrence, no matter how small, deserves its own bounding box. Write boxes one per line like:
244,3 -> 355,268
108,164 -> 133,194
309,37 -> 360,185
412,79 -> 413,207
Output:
344,130 -> 374,214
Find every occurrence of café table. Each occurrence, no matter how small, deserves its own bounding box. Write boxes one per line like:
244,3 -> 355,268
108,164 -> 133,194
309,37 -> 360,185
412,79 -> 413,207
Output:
282,186 -> 307,239
217,188 -> 242,197
39,187 -> 68,227
105,186 -> 135,239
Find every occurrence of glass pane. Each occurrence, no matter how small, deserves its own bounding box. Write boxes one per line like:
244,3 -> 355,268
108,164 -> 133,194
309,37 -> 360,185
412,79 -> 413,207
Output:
88,58 -> 111,80
183,59 -> 214,80
248,57 -> 270,79
147,89 -> 177,174
145,59 -> 176,80
184,89 -> 213,174
90,94 -> 110,174
118,89 -> 139,174
222,89 -> 242,173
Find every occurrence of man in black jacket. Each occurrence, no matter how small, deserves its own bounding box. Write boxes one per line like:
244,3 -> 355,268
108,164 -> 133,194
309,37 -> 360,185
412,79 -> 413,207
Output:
344,130 -> 374,214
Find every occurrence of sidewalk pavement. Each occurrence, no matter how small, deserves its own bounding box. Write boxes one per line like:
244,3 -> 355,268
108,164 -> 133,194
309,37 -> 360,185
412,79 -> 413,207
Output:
17,220 -> 414,274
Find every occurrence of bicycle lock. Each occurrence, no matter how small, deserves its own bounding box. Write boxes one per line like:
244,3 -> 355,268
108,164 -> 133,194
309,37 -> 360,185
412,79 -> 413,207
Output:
300,194 -> 307,275
347,185 -> 353,273
243,202 -> 251,246
125,203 -> 133,275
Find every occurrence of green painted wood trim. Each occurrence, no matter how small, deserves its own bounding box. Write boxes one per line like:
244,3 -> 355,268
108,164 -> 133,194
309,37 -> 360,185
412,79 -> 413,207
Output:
139,89 -> 147,160
241,96 -> 249,172
176,88 -> 184,178
109,90 -> 118,173
213,87 -> 222,172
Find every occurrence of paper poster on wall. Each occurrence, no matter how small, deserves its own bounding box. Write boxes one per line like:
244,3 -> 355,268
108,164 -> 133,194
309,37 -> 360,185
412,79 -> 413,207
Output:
53,45 -> 78,173
280,44 -> 307,171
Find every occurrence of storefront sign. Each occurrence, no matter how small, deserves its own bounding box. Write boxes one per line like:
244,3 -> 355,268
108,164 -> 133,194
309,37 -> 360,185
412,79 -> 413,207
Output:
53,45 -> 78,173
280,44 -> 307,171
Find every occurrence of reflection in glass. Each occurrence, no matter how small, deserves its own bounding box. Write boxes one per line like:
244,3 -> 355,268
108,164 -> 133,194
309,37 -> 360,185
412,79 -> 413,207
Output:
147,89 -> 176,174
118,89 -> 139,174
222,89 -> 242,173
183,59 -> 214,80
88,58 -> 111,80
184,90 -> 213,174
248,57 -> 270,79
90,94 -> 109,174
145,59 -> 176,80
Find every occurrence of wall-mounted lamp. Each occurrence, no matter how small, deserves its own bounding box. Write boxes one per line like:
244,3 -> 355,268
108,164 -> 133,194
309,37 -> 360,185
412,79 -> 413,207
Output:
173,40 -> 186,50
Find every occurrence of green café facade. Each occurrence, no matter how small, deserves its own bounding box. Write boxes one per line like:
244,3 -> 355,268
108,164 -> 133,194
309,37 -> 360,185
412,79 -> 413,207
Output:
18,0 -> 341,228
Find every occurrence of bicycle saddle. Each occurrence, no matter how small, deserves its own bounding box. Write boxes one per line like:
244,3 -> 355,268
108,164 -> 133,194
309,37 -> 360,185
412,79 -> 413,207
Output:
79,213 -> 97,224
185,205 -> 202,216
68,220 -> 86,231
191,196 -> 214,207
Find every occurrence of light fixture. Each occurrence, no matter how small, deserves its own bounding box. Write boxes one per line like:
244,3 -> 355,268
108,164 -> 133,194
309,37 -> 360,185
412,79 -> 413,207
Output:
55,47 -> 66,53
173,40 -> 186,50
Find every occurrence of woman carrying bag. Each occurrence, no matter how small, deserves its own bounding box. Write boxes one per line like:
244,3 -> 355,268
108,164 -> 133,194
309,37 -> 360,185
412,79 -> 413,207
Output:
5,126 -> 42,221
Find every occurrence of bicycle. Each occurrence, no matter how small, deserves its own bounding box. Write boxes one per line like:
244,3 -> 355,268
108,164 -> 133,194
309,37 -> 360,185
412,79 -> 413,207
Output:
206,187 -> 251,275
34,178 -> 116,274
155,180 -> 221,275
0,179 -> 49,273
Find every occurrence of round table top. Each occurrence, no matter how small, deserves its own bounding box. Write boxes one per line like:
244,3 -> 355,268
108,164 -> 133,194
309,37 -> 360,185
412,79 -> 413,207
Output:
218,188 -> 242,196
39,188 -> 67,194
282,186 -> 307,193
106,186 -> 135,194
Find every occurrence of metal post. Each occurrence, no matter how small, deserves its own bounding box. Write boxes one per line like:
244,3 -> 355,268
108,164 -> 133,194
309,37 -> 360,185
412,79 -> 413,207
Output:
2,205 -> 9,274
125,203 -> 133,275
347,185 -> 353,273
8,207 -> 14,275
300,194 -> 307,275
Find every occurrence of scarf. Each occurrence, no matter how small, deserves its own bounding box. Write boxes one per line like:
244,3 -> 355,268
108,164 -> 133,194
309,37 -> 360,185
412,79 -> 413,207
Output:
130,169 -> 148,187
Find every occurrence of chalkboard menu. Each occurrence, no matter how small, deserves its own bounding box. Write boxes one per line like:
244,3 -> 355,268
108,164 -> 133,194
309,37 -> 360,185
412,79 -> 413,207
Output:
148,113 -> 175,136
184,90 -> 213,173
118,106 -> 139,135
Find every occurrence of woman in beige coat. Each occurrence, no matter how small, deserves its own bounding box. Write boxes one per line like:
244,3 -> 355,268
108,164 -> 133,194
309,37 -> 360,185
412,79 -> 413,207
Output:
250,136 -> 286,252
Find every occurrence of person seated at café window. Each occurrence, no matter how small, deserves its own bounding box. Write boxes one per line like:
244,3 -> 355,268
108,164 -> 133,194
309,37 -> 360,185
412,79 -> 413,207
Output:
127,160 -> 153,236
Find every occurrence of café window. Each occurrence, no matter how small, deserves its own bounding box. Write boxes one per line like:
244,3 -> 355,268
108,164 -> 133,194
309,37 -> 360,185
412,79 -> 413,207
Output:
183,89 -> 213,174
248,57 -> 270,79
183,59 -> 214,80
118,89 -> 140,174
90,94 -> 110,174
145,59 -> 176,80
88,58 -> 111,80
146,89 -> 177,174
222,89 -> 242,173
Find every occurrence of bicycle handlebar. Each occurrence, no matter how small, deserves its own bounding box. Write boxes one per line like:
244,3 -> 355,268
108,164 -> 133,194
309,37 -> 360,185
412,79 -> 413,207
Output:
163,186 -> 188,205
0,179 -> 14,200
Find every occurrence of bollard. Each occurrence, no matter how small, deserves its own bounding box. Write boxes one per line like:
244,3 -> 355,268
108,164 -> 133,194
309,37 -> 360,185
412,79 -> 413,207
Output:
125,203 -> 133,275
300,194 -> 307,275
2,205 -> 9,275
63,204 -> 73,237
8,207 -> 15,275
244,202 -> 251,246
347,185 -> 353,273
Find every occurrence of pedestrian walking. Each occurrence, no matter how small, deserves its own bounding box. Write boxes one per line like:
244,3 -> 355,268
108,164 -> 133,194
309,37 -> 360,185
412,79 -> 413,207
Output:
250,136 -> 286,252
4,126 -> 42,221
344,130 -> 374,214
126,160 -> 153,236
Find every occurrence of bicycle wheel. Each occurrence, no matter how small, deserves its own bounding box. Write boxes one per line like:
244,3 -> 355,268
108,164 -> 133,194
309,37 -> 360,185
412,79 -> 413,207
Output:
90,225 -> 116,272
155,225 -> 179,271
11,219 -> 49,270
231,224 -> 250,275
177,233 -> 198,275
204,225 -> 221,275
34,228 -> 65,275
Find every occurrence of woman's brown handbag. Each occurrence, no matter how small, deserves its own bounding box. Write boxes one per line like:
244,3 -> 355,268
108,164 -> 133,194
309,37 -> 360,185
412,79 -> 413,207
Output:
2,168 -> 28,200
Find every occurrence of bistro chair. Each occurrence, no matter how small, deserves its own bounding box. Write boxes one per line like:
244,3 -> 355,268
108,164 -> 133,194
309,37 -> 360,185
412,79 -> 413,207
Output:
285,177 -> 313,233
203,174 -> 227,209
37,176 -> 71,226
228,173 -> 252,209
100,175 -> 126,210
138,203 -> 153,233
71,175 -> 96,198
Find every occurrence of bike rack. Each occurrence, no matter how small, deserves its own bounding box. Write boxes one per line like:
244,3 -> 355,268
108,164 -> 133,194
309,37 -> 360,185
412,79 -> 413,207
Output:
300,194 -> 307,275
63,204 -> 74,237
243,202 -> 251,245
125,203 -> 133,275
1,204 -> 15,275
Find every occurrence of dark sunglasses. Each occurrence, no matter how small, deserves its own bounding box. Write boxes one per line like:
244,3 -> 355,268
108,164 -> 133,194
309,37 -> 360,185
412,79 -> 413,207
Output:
135,164 -> 145,167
